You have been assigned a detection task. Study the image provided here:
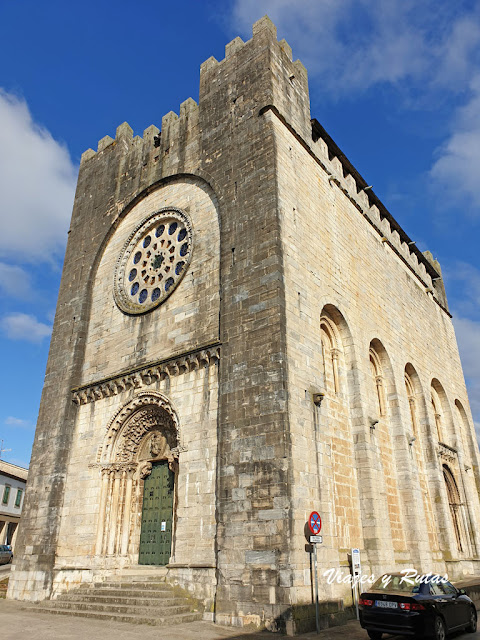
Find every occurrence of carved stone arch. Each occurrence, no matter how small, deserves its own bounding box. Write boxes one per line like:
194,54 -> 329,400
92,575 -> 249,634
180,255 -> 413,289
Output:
317,304 -> 362,550
319,304 -> 357,398
443,464 -> 461,502
369,341 -> 387,418
404,363 -> 438,549
454,399 -> 477,465
453,400 -> 480,556
368,339 -> 407,550
431,379 -> 455,447
98,392 -> 181,465
320,314 -> 338,349
404,363 -> 429,439
404,369 -> 414,400
95,392 -> 182,560
443,464 -> 464,552
320,313 -> 340,394
369,347 -> 382,377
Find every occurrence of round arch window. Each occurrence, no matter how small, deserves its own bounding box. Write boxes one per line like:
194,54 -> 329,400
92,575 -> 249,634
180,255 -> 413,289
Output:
114,208 -> 193,314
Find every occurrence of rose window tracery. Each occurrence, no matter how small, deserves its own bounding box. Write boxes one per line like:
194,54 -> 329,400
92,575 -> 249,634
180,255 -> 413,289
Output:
114,208 -> 193,314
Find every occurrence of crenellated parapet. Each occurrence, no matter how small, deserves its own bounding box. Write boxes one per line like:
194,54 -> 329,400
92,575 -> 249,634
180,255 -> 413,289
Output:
76,13 -> 448,316
309,117 -> 449,313
78,102 -> 201,215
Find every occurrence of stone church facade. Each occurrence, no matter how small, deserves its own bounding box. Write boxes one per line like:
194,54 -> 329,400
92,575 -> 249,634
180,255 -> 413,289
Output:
8,16 -> 480,632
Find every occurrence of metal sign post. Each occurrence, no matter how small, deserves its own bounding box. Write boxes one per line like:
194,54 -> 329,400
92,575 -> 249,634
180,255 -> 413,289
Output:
307,512 -> 322,634
313,540 -> 320,633
351,548 -> 361,620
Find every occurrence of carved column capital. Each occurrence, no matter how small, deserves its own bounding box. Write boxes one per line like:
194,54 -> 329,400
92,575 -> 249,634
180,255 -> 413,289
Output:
139,461 -> 152,479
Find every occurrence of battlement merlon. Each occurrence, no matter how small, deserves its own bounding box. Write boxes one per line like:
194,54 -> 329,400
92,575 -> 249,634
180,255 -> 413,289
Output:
199,15 -> 311,141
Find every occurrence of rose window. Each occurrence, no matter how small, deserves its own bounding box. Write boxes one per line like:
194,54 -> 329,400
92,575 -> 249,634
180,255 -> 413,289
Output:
114,208 -> 193,314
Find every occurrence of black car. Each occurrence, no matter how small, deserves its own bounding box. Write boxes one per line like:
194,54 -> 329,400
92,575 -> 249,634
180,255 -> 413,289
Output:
359,573 -> 477,640
0,544 -> 13,565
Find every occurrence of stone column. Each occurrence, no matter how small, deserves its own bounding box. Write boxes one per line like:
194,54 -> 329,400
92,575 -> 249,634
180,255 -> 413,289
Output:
107,467 -> 122,555
95,467 -> 111,556
331,349 -> 340,394
120,465 -> 136,556
375,376 -> 386,416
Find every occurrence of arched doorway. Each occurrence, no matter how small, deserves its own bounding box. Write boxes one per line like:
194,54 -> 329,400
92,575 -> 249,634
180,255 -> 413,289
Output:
95,392 -> 182,565
443,464 -> 463,553
138,445 -> 176,566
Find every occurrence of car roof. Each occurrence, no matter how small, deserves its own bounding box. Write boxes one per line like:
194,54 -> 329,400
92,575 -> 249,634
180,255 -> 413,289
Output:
378,572 -> 447,580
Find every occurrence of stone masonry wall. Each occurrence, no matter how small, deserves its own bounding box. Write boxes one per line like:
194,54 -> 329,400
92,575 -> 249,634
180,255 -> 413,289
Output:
52,362 -> 218,595
7,82 -> 210,604
270,106 -> 480,606
79,178 -> 220,386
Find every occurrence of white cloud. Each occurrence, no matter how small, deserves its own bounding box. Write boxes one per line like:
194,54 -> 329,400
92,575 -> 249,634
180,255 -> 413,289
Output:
0,262 -> 32,297
231,1 -> 480,95
453,316 -> 480,423
0,89 -> 77,264
434,17 -> 480,90
0,312 -> 52,343
430,75 -> 480,214
232,2 -> 480,214
5,416 -> 31,428
444,261 -> 480,317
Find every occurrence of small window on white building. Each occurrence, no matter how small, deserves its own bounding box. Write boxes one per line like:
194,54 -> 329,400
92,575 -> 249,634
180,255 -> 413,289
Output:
2,485 -> 10,505
14,489 -> 23,508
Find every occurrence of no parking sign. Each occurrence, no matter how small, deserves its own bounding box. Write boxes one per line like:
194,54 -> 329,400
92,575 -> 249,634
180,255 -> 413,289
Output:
308,511 -> 322,535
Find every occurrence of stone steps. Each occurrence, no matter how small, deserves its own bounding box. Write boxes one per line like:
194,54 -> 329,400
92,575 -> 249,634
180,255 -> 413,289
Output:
70,587 -> 175,599
27,606 -> 202,626
57,593 -> 181,606
26,575 -> 203,626
40,599 -> 193,616
78,583 -> 172,595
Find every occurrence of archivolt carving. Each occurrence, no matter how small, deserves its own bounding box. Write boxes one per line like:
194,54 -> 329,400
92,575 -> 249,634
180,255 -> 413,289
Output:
98,392 -> 182,464
95,391 -> 185,558
116,407 -> 175,462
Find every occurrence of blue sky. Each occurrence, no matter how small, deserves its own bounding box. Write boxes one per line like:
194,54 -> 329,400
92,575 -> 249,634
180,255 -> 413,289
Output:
1,0 -> 480,468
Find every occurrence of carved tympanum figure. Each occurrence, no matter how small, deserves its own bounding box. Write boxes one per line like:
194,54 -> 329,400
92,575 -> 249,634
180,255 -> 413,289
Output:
150,432 -> 167,458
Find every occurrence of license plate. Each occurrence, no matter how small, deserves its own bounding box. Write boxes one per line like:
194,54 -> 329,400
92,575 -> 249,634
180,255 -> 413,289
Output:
375,600 -> 398,609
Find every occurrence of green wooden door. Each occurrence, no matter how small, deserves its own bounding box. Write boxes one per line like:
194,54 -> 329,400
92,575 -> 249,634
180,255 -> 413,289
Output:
139,461 -> 174,565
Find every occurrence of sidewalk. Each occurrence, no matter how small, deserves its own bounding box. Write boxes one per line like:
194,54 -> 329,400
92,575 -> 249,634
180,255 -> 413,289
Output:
0,598 -> 365,640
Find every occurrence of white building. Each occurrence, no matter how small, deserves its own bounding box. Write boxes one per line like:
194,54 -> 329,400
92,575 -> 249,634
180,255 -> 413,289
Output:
0,461 -> 28,551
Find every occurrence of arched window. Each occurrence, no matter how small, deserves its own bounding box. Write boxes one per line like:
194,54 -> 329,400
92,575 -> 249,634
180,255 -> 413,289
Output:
368,340 -> 406,550
454,400 -> 476,464
431,380 -> 455,446
431,390 -> 443,442
443,465 -> 463,553
404,364 -> 438,549
317,305 -> 364,551
370,348 -> 386,417
405,372 -> 417,436
320,315 -> 340,394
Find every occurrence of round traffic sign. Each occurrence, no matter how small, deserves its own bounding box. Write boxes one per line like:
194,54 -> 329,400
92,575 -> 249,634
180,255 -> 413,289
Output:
308,511 -> 322,535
